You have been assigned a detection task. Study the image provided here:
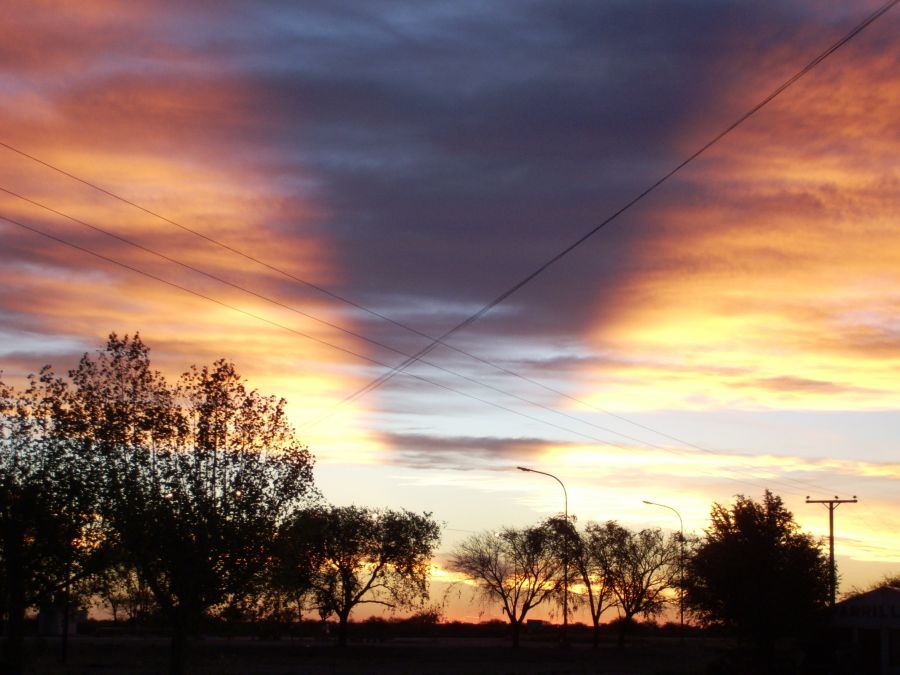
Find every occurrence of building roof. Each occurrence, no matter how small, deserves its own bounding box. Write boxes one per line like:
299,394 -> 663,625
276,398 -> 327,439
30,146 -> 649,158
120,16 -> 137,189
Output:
834,587 -> 900,629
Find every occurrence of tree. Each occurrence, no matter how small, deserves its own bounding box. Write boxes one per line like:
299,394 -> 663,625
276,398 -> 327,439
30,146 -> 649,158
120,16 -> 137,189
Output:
571,523 -> 616,648
541,515 -> 582,642
69,335 -> 318,675
845,573 -> 900,598
450,523 -> 564,647
588,521 -> 679,646
1,369 -> 107,675
683,491 -> 830,653
89,559 -> 156,623
275,505 -> 441,647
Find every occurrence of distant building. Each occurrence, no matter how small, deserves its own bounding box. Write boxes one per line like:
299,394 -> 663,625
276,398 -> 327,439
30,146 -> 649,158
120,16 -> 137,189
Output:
37,604 -> 86,636
833,587 -> 900,675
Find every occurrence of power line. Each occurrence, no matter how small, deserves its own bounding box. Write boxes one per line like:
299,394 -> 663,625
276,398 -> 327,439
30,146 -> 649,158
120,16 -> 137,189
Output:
0,186 -> 843,497
1,1 -> 892,493
0,170 -> 849,491
274,0 -> 900,422
1,2 -> 895,435
2,186 -> 844,499
0,135 -> 727,454
0,209 -> 678,453
2,210 -> 822,499
0,186 -> 710,454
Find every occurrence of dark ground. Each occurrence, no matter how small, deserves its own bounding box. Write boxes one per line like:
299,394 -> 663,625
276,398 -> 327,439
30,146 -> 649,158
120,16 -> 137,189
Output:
19,635 -> 727,675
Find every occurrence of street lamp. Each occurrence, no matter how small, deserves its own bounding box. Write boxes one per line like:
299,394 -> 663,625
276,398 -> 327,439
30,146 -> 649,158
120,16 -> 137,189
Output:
518,466 -> 569,645
643,500 -> 684,639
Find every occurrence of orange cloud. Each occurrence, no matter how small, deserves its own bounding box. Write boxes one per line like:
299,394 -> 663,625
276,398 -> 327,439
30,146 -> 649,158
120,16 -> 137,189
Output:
581,35 -> 900,413
0,8 -> 384,463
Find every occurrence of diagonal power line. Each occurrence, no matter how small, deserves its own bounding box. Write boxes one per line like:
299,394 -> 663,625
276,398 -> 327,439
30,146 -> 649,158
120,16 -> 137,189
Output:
0,181 -> 845,496
2,210 -> 825,498
0,0 -> 894,485
0,211 -> 639,451
0,186 -> 667,448
2,185 -> 842,498
291,0 -> 900,424
0,1 -> 895,429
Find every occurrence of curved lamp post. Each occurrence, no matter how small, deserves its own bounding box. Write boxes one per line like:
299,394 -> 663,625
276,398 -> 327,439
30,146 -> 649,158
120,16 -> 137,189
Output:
518,466 -> 569,644
642,500 -> 684,639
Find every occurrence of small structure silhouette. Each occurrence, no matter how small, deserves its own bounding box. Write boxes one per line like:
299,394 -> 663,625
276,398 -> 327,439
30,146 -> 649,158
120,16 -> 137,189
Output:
833,586 -> 900,675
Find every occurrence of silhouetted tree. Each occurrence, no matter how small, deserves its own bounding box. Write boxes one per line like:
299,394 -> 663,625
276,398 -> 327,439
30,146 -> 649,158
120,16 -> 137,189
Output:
89,559 -> 156,623
450,523 -> 564,647
589,521 -> 679,646
276,505 -> 441,647
572,522 -> 616,648
69,335 -> 317,675
68,333 -> 180,454
0,370 -> 107,675
844,573 -> 900,598
541,515 -> 581,640
683,491 -> 830,655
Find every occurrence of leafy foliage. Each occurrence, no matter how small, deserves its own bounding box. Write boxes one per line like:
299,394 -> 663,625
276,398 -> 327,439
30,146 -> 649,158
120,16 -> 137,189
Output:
586,521 -> 679,643
450,523 -> 563,647
683,491 -> 830,648
1,369 -> 107,671
68,334 -> 318,673
570,521 -> 616,647
275,505 -> 441,646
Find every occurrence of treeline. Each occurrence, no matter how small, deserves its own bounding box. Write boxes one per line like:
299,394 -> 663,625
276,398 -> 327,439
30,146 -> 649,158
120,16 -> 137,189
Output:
0,335 -> 440,675
451,519 -> 679,647
450,490 -> 833,657
2,334 -> 839,675
450,491 -> 832,667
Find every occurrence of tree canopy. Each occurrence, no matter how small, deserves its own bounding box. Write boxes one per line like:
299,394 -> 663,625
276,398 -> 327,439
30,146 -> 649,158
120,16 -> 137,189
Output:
275,505 -> 441,646
571,522 -> 616,647
587,521 -> 679,644
80,338 -> 317,673
1,369 -> 107,673
683,491 -> 830,650
2,334 -> 320,675
450,523 -> 564,647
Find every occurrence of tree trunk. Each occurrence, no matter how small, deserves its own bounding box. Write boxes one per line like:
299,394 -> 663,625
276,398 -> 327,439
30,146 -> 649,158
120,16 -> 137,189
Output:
616,621 -> 627,648
2,522 -> 25,675
592,618 -> 600,649
2,583 -> 25,675
61,561 -> 71,664
511,620 -> 521,648
169,608 -> 190,675
337,610 -> 350,648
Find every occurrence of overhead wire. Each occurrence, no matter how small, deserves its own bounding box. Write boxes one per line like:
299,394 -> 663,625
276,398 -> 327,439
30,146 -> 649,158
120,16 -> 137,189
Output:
295,0 -> 900,417
0,186 -> 665,444
1,0 -> 896,434
0,180 -> 844,495
0,186 -> 841,497
1,0 -> 894,497
0,137 -> 734,456
0,195 -> 838,495
0,211 -> 643,449
2,209 -> 824,499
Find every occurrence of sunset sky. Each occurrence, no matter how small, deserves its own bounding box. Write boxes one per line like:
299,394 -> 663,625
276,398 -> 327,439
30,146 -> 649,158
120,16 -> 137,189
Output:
2,0 -> 899,623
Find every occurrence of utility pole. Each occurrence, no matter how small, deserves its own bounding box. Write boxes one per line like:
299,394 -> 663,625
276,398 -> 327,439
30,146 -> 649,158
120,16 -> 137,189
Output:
805,495 -> 857,606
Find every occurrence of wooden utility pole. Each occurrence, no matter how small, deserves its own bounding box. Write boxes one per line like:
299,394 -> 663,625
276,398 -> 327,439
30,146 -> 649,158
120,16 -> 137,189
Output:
805,496 -> 857,606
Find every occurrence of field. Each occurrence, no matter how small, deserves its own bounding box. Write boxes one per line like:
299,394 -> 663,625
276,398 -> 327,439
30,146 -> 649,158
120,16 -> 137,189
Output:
19,635 -> 727,675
